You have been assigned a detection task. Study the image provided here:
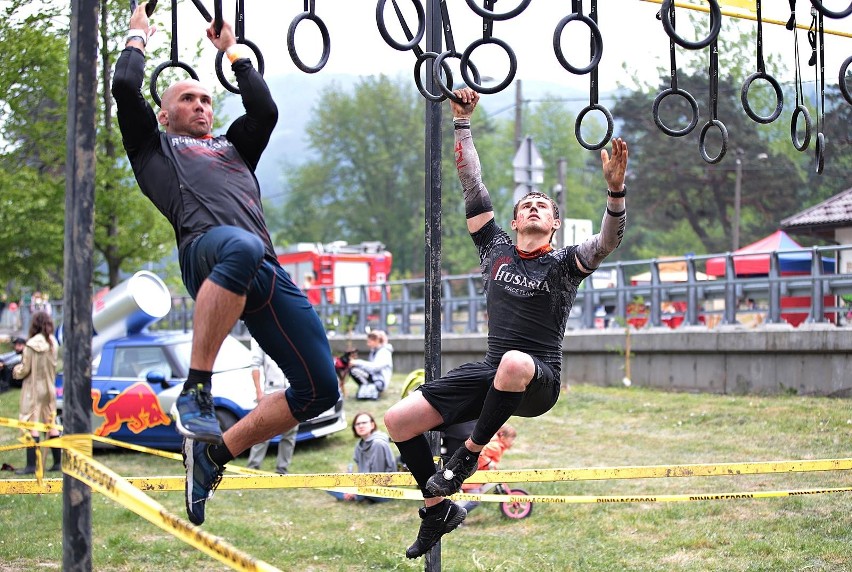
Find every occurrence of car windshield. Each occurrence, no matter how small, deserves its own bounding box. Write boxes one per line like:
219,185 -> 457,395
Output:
171,336 -> 252,374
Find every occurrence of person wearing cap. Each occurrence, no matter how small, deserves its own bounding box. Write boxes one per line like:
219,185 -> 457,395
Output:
0,337 -> 26,393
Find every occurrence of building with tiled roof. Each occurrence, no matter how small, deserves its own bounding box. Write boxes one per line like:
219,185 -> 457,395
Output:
780,186 -> 852,274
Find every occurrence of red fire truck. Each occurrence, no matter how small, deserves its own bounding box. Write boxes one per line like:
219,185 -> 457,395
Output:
276,241 -> 392,304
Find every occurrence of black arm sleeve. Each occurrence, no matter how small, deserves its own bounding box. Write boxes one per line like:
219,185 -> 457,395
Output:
224,59 -> 279,172
111,47 -> 160,156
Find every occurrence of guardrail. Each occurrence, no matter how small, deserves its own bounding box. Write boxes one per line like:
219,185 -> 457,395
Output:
147,243 -> 852,337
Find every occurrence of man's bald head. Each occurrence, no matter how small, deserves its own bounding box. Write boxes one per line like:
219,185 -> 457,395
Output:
157,79 -> 214,137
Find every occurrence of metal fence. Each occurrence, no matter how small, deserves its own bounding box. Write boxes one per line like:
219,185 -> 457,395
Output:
146,243 -> 852,337
20,245 -> 852,339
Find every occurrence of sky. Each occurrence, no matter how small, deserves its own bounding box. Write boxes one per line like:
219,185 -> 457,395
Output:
167,0 -> 852,96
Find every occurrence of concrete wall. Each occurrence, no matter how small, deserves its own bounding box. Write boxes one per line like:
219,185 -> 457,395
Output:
329,324 -> 852,397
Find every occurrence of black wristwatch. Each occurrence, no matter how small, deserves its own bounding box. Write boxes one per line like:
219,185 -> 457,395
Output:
607,186 -> 627,198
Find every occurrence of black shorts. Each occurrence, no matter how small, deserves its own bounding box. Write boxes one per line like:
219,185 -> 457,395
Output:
417,357 -> 560,431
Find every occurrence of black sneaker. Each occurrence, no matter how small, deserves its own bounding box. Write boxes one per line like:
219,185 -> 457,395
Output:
171,384 -> 223,444
405,499 -> 467,559
425,446 -> 480,497
182,438 -> 225,525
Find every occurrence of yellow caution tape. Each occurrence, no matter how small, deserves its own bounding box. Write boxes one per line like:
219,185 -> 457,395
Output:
640,0 -> 852,38
0,416 -> 62,433
61,448 -> 281,572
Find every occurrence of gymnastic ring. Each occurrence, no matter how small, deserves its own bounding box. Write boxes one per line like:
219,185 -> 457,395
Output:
740,71 -> 783,124
376,0 -> 425,51
464,0 -> 531,21
790,104 -> 812,152
840,55 -> 852,106
575,103 -> 614,151
698,119 -> 728,164
149,60 -> 199,107
287,11 -> 331,74
553,12 -> 603,75
661,0 -> 721,50
414,51 -> 454,102
809,0 -> 852,18
214,39 -> 265,95
460,37 -> 516,94
652,87 -> 699,137
433,50 -> 481,103
815,132 -> 825,174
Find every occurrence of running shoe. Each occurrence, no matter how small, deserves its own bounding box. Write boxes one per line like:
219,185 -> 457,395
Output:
425,446 -> 479,497
171,383 -> 223,444
182,437 -> 224,525
405,499 -> 467,559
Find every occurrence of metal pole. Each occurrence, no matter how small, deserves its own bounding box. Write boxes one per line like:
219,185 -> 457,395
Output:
514,79 -> 522,151
63,0 -> 99,570
732,148 -> 743,251
557,158 -> 567,247
424,0 -> 443,569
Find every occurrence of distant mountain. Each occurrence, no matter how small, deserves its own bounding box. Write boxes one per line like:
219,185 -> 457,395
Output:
219,73 -> 592,207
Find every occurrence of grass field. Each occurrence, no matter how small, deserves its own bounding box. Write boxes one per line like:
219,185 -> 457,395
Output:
2,373 -> 852,571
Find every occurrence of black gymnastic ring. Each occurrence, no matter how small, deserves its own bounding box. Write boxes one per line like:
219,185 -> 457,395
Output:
575,103 -> 614,151
699,119 -> 728,164
414,51 -> 454,102
815,132 -> 825,174
790,104 -> 812,152
740,71 -> 784,124
376,0 -> 425,51
810,0 -> 852,19
464,0 -> 531,21
460,37 -> 516,95
652,87 -> 700,137
840,55 -> 852,106
553,13 -> 603,75
433,50 -> 481,103
149,60 -> 199,107
287,11 -> 331,74
661,0 -> 722,50
214,39 -> 265,94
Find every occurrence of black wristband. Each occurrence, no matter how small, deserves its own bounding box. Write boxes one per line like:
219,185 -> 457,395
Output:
607,186 -> 627,198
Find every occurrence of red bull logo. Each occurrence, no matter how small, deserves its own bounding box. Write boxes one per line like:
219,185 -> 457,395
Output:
91,382 -> 172,436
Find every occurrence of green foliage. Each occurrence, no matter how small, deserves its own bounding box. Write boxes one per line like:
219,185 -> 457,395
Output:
271,76 -> 428,277
611,21 -> 847,259
0,0 -> 175,297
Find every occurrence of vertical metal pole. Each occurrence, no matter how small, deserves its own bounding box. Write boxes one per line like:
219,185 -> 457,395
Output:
63,1 -> 99,570
556,158 -> 567,248
514,79 -> 523,151
732,149 -> 743,251
424,0 -> 443,570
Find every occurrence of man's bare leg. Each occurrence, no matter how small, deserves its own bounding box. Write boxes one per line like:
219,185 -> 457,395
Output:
222,391 -> 297,455
191,279 -> 247,370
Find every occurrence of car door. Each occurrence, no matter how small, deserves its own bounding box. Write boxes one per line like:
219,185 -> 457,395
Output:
90,344 -> 179,448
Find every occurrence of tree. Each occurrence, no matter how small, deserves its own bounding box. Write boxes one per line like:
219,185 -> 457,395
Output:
610,21 -> 850,259
0,0 -> 176,298
270,76 -> 427,277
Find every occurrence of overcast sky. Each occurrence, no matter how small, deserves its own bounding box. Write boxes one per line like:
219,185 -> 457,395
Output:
164,1 -> 851,94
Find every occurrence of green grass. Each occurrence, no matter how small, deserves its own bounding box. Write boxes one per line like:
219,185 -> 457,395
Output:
2,375 -> 852,571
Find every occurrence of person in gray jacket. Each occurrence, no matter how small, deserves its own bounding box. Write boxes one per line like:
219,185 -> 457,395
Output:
327,411 -> 397,503
348,330 -> 393,400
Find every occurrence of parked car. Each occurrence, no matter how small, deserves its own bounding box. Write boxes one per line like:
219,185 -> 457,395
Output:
55,330 -> 346,450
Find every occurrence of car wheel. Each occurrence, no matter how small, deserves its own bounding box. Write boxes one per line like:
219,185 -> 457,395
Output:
215,409 -> 238,433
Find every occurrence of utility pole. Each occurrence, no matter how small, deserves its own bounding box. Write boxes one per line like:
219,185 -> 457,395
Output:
514,79 -> 523,151
732,147 -> 744,251
554,158 -> 567,248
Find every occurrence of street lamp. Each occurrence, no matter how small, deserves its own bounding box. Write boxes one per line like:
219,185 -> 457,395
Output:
732,148 -> 768,251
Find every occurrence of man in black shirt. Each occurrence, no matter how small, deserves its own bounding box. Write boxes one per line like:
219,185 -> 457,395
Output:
112,4 -> 338,526
384,88 -> 629,558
